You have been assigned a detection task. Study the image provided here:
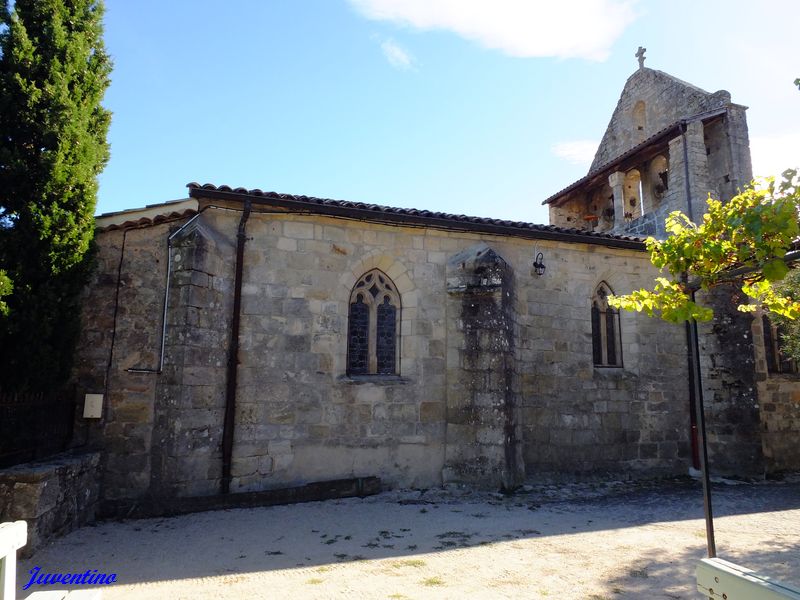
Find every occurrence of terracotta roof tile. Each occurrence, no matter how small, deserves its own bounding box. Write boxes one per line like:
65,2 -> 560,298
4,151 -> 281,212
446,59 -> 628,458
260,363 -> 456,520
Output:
187,182 -> 645,248
98,209 -> 197,232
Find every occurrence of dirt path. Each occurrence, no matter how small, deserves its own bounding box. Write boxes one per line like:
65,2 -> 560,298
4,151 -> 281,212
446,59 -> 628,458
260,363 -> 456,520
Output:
17,478 -> 800,599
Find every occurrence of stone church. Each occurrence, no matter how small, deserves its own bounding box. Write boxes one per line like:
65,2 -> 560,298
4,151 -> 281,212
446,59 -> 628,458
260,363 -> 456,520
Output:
72,61 -> 800,513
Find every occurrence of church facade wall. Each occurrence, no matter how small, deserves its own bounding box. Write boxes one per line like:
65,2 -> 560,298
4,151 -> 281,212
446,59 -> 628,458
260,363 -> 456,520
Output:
517,244 -> 691,481
74,204 -> 705,507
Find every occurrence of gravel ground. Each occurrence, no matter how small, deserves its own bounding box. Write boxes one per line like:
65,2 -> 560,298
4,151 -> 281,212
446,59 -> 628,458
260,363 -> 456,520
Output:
17,476 -> 800,599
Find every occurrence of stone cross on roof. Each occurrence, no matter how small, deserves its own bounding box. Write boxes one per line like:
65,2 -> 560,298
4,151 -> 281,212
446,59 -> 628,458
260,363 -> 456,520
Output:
636,46 -> 646,70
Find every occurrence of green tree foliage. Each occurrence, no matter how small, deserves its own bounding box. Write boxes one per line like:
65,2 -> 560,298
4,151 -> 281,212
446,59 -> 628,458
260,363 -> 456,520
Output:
0,0 -> 111,391
771,267 -> 800,362
609,169 -> 800,324
0,269 -> 11,315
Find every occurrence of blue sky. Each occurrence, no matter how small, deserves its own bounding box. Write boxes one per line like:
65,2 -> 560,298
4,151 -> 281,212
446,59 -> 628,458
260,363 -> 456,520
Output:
98,0 -> 799,224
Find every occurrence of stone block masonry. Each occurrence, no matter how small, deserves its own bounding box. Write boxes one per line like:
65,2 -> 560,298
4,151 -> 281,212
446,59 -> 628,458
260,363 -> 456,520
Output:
697,285 -> 764,475
751,313 -> 800,473
0,452 -> 100,557
444,243 -> 524,490
72,204 -> 715,510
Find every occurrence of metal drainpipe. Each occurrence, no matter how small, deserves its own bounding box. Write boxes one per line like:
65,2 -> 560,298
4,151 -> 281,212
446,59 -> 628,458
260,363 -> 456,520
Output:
221,199 -> 252,494
681,123 -> 717,558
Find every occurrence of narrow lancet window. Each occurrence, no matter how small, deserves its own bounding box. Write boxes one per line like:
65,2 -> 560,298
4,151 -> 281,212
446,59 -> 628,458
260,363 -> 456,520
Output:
592,282 -> 622,368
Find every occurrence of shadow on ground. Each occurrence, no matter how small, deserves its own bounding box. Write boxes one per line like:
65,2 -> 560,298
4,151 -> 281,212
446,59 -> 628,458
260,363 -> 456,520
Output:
16,477 -> 800,596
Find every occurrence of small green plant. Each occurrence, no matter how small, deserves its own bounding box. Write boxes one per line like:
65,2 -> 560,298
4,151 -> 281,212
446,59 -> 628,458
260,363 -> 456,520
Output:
306,578 -> 324,585
391,559 -> 426,568
421,576 -> 445,587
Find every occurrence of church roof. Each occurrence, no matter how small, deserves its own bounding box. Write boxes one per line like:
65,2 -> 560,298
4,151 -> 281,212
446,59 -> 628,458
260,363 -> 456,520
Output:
184,183 -> 645,250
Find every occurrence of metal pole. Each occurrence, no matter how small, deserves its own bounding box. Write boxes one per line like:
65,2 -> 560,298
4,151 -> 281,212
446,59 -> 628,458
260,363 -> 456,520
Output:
687,297 -> 717,557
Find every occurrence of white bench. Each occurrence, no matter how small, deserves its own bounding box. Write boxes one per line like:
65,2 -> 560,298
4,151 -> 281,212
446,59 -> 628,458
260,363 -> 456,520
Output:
0,521 -> 100,600
697,557 -> 800,599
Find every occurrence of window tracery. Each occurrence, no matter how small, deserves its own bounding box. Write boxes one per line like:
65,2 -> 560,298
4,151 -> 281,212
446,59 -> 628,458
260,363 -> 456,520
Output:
347,269 -> 401,375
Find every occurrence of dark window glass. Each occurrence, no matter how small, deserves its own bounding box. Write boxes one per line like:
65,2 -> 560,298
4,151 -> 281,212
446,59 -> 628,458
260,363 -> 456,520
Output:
591,304 -> 603,365
606,307 -> 617,365
347,295 -> 369,374
376,297 -> 397,374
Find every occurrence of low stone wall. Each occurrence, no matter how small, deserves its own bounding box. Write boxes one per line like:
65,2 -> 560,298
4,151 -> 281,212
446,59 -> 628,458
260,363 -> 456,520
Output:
0,451 -> 100,557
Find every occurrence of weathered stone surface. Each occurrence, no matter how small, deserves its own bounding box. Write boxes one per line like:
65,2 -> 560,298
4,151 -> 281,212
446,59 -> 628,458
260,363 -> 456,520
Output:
0,452 -> 100,557
548,67 -> 751,241
751,315 -> 800,473
444,244 -> 524,491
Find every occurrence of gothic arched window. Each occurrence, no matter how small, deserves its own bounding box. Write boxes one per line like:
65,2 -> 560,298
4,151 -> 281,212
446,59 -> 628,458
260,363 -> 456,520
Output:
347,269 -> 401,375
592,282 -> 622,368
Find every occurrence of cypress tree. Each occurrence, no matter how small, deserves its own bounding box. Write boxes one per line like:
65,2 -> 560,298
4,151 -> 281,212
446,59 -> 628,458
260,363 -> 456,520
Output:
0,0 -> 111,391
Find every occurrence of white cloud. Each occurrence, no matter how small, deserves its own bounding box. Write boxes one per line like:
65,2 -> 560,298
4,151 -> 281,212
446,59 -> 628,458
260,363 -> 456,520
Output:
552,140 -> 598,166
380,38 -> 414,70
349,0 -> 637,61
750,133 -> 800,180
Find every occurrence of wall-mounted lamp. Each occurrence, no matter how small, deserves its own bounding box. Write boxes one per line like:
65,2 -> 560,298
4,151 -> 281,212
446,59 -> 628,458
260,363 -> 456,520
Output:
533,252 -> 546,276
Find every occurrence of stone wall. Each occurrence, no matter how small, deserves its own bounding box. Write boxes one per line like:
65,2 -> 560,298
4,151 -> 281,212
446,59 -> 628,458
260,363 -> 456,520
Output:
151,216 -> 236,498
72,222 -> 172,504
697,286 -> 764,475
231,210 -> 453,491
549,67 -> 752,239
622,205 -> 668,238
71,204 -> 709,506
444,243 -> 524,489
591,68 -> 734,171
0,452 -> 100,557
516,243 -> 691,481
751,314 -> 800,473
